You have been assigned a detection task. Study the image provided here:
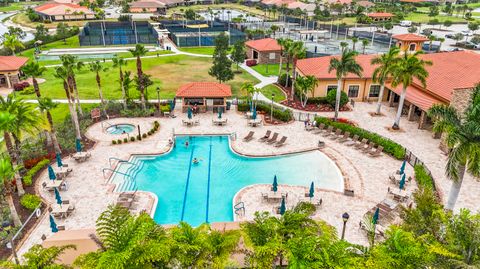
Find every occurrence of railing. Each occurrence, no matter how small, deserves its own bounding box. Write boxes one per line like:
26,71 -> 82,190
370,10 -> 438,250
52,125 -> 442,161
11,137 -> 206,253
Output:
101,121 -> 114,129
108,157 -> 136,168
404,148 -> 440,197
234,202 -> 245,216
102,168 -> 132,179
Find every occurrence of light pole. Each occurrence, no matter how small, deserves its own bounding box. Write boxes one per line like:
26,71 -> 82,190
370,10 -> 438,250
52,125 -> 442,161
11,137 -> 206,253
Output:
156,86 -> 160,114
341,212 -> 350,240
270,93 -> 275,122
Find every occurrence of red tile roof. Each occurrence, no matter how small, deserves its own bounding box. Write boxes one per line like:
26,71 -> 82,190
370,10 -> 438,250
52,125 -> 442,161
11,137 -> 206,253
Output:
296,54 -> 377,80
176,82 -> 232,98
386,83 -> 445,111
326,0 -> 352,5
357,0 -> 375,8
35,2 -> 93,15
130,0 -> 165,8
245,38 -> 282,52
0,56 -> 28,72
393,33 -> 429,42
367,12 -> 394,18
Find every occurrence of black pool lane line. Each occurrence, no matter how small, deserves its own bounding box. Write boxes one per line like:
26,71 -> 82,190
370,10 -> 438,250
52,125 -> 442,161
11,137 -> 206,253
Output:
205,136 -> 213,223
180,141 -> 195,222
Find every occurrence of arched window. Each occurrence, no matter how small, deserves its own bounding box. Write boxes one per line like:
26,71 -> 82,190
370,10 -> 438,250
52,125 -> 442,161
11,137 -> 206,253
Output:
409,43 -> 416,51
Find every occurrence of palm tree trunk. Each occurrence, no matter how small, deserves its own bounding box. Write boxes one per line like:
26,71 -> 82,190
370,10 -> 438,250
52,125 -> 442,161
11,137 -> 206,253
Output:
11,134 -> 25,196
375,84 -> 385,115
3,133 -> 15,162
393,85 -> 407,129
32,77 -> 41,98
119,67 -> 127,110
96,73 -> 105,105
446,165 -> 465,210
6,194 -> 21,227
46,111 -> 61,154
137,56 -> 146,110
64,81 -> 82,140
70,76 -> 83,116
334,79 -> 343,121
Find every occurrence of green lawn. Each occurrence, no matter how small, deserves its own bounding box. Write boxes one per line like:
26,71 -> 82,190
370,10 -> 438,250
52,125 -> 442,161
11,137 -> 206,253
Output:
178,47 -> 216,55
259,84 -> 286,103
22,54 -> 259,100
0,1 -> 43,12
50,103 -> 98,125
405,12 -> 475,23
251,64 -> 287,77
167,3 -> 268,18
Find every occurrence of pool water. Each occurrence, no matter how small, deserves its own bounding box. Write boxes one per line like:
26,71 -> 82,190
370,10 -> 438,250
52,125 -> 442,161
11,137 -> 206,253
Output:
106,124 -> 135,134
111,136 -> 343,226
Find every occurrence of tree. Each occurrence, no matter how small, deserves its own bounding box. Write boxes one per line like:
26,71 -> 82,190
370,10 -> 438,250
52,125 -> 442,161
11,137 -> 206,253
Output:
209,33 -> 234,83
38,97 -> 62,154
429,5 -> 439,17
112,56 -> 128,110
408,26 -> 418,34
468,22 -> 479,36
437,37 -> 445,52
60,55 -> 84,116
34,24 -> 49,42
289,41 -> 306,98
56,22 -> 70,44
371,47 -> 400,115
241,83 -> 258,109
185,8 -> 196,20
443,20 -> 453,29
270,25 -> 280,37
277,38 -> 294,87
128,44 -> 148,110
446,209 -> 480,265
453,33 -> 464,42
0,156 -> 21,227
88,61 -> 108,113
351,36 -> 359,51
1,244 -> 75,268
427,84 -> 480,211
428,35 -> 437,51
295,75 -> 318,107
361,39 -> 370,54
54,66 -> 82,140
230,41 -> 246,72
2,34 -> 24,56
390,51 -> 431,129
328,48 -> 363,121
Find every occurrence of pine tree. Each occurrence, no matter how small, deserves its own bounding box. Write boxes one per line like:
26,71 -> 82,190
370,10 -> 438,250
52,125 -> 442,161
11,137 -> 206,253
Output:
209,33 -> 234,83
231,40 -> 246,72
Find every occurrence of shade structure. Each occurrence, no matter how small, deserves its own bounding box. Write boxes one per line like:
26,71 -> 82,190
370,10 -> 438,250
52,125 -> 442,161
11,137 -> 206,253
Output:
309,182 -> 314,198
187,107 -> 192,119
218,107 -> 223,119
272,175 -> 278,192
56,153 -> 63,168
50,215 -> 58,233
279,197 -> 286,215
54,187 -> 62,205
48,165 -> 56,181
399,174 -> 406,190
75,139 -> 83,153
372,207 -> 379,225
399,160 -> 406,175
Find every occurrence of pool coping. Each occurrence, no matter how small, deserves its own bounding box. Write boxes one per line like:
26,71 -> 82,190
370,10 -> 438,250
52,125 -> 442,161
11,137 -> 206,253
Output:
103,123 -> 137,136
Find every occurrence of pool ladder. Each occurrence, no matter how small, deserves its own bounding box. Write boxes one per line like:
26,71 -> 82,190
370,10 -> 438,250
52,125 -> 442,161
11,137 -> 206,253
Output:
234,202 -> 245,216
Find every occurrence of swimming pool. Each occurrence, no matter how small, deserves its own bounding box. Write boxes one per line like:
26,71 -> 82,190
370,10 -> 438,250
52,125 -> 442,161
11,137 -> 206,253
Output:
111,135 -> 343,226
106,124 -> 135,134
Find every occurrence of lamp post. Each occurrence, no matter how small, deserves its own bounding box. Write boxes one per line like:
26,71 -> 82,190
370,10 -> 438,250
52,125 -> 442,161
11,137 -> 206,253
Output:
270,93 -> 275,122
341,212 -> 350,240
156,86 -> 160,114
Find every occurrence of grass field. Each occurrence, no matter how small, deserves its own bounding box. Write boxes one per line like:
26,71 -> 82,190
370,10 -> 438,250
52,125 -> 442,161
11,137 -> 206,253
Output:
251,64 -> 287,77
21,54 -> 259,100
178,47 -> 217,55
0,1 -> 43,12
259,84 -> 286,103
11,12 -> 115,29
405,12 -> 474,23
167,3 -> 268,18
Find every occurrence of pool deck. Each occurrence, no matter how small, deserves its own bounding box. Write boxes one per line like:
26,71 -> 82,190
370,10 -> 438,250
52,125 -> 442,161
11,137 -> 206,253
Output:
18,101 -> 467,257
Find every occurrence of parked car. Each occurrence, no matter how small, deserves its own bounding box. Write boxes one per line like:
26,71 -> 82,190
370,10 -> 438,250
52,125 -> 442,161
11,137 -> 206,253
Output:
455,41 -> 480,49
400,20 -> 412,27
461,30 -> 474,36
445,34 -> 454,39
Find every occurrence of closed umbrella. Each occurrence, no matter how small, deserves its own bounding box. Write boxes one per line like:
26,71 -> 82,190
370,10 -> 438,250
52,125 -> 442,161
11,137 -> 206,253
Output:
218,107 -> 223,119
372,207 -> 379,225
169,99 -> 175,110
49,215 -> 58,233
56,153 -> 63,168
187,107 -> 192,119
309,182 -> 314,199
75,139 -> 83,153
252,107 -> 257,120
279,197 -> 286,215
48,165 -> 56,181
399,174 -> 406,190
399,160 -> 406,175
54,187 -> 62,205
272,175 -> 278,192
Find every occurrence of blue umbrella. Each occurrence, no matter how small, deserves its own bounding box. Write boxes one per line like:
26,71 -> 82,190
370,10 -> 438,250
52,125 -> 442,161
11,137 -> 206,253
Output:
399,174 -> 406,190
279,197 -> 286,215
49,215 -> 58,233
252,107 -> 257,120
54,187 -> 62,205
249,100 -> 253,112
218,107 -> 223,119
169,99 -> 175,110
187,107 -> 192,119
75,139 -> 83,153
399,160 -> 406,175
48,165 -> 56,181
56,153 -> 63,168
309,182 -> 314,198
372,207 -> 379,225
272,175 -> 278,192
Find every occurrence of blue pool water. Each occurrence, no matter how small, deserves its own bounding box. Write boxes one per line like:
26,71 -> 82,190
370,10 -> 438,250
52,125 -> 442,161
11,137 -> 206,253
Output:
111,136 -> 343,226
106,124 -> 135,134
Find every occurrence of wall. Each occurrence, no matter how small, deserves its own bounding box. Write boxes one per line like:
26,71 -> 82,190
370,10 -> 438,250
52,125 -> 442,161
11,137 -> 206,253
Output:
246,47 -> 281,64
396,40 -> 424,52
129,7 -> 158,13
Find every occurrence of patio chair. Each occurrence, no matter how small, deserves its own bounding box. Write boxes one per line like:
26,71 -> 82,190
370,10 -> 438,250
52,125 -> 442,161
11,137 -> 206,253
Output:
266,133 -> 279,144
354,138 -> 368,149
194,119 -> 200,125
362,142 -> 375,153
261,193 -> 268,200
345,135 -> 359,146
312,123 -> 326,134
274,136 -> 287,147
119,192 -> 136,199
259,130 -> 272,142
322,126 -> 334,136
67,204 -> 75,214
369,146 -> 384,157
330,129 -> 343,139
338,131 -> 351,142
243,131 -> 255,142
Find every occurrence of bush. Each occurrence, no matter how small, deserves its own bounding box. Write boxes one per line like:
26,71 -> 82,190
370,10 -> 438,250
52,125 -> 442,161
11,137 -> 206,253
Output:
112,140 -> 117,144
160,104 -> 171,113
306,97 -> 328,105
117,139 -> 122,144
414,164 -> 435,190
13,82 -> 30,91
120,108 -> 155,117
315,117 -> 406,159
238,100 -> 293,122
278,73 -> 292,87
23,159 -> 50,186
325,90 -> 349,108
123,138 -> 128,143
19,86 -> 36,95
20,194 -> 42,211
142,133 -> 147,138
147,131 -> 152,135
130,137 -> 135,142
137,135 -> 141,140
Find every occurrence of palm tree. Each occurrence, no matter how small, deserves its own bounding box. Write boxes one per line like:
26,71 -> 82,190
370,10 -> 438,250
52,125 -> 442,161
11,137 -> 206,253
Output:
371,47 -> 400,115
54,66 -> 81,140
390,51 -> 432,129
328,48 -> 363,121
2,34 -> 24,56
112,56 -> 128,110
241,83 -> 258,109
88,61 -> 108,115
437,37 -> 445,52
351,36 -> 359,51
290,41 -> 307,98
362,39 -> 370,54
20,61 -> 46,98
277,38 -> 294,87
427,85 -> 480,211
38,97 -> 61,154
129,44 -> 148,110
428,35 -> 436,51
295,75 -> 318,107
0,156 -> 21,227
270,25 -> 280,38
60,55 -> 84,116
1,244 -> 75,268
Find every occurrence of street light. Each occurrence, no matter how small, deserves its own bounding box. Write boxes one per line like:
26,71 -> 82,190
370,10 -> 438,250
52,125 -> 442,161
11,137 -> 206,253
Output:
156,86 -> 161,113
341,212 -> 350,240
270,93 -> 275,123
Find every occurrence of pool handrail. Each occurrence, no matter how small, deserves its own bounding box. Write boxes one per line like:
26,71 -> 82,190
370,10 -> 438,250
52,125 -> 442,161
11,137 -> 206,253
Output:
102,167 -> 132,179
101,121 -> 114,129
109,157 -> 137,168
234,201 -> 245,216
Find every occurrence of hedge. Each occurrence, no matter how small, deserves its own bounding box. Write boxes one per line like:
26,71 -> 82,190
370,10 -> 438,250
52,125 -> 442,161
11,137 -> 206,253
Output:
23,159 -> 50,186
315,117 -> 406,160
414,164 -> 435,190
20,194 -> 42,211
237,101 -> 293,122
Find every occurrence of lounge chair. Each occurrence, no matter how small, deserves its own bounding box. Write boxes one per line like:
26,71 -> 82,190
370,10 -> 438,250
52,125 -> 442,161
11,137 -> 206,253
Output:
243,131 -> 255,142
259,130 -> 271,142
344,135 -> 359,146
370,146 -> 384,157
338,131 -> 351,142
274,136 -> 287,147
362,142 -> 375,152
312,123 -> 325,134
330,129 -> 342,139
322,126 -> 334,136
266,133 -> 279,144
354,138 -> 368,149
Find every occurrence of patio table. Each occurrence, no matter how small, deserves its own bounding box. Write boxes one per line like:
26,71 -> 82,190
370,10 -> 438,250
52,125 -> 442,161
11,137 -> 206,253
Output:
73,152 -> 90,162
389,189 -> 409,202
248,119 -> 262,127
245,112 -> 253,119
51,204 -> 69,218
45,180 -> 64,190
213,119 -> 227,126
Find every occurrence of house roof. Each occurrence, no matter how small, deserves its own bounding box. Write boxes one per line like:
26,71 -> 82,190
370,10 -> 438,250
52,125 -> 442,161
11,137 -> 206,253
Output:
393,33 -> 429,42
245,38 -> 282,52
130,0 -> 165,8
356,0 -> 375,8
386,83 -> 445,111
261,0 -> 296,6
176,82 -> 232,98
326,0 -> 352,5
286,1 -> 315,11
0,56 -> 29,72
296,51 -> 480,107
35,2 -> 94,15
367,12 -> 394,18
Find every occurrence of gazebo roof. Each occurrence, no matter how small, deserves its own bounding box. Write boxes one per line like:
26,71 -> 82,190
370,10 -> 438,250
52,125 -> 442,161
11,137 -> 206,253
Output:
0,56 -> 28,72
176,82 -> 232,98
393,33 -> 429,42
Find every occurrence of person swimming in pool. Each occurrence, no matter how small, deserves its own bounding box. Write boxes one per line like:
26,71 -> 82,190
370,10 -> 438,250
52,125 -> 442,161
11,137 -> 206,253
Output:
193,158 -> 199,164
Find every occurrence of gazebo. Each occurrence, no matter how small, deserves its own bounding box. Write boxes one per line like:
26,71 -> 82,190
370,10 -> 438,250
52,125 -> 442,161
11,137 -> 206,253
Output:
0,56 -> 28,89
176,82 -> 232,113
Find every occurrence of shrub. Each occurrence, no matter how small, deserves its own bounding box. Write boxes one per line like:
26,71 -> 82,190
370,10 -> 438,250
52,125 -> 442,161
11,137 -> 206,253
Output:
20,194 -> 42,211
245,59 -> 257,66
315,117 -> 405,160
306,97 -> 328,105
278,73 -> 292,87
23,159 -> 50,186
123,138 -> 128,143
137,135 -> 141,140
414,164 -> 435,190
13,82 -> 30,91
19,86 -> 36,95
117,139 -> 122,144
142,133 -> 147,138
130,137 -> 135,142
237,101 -> 293,122
112,140 -> 117,144
160,104 -> 170,113
147,131 -> 152,135
325,90 -> 349,108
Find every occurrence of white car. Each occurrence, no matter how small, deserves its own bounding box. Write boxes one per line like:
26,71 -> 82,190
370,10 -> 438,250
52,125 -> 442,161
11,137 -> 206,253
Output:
400,20 -> 412,27
461,30 -> 474,36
